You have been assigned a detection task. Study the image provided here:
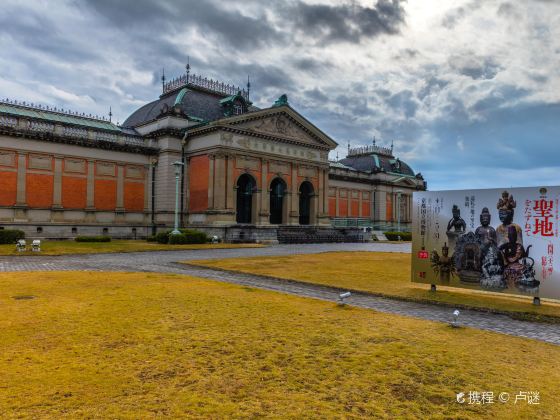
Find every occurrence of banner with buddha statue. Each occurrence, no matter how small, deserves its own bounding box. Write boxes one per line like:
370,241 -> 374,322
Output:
412,186 -> 559,300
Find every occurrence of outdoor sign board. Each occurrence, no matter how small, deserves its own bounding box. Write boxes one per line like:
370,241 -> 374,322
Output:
412,186 -> 560,300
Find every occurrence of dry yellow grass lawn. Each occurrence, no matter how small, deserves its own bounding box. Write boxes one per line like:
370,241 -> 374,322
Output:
0,240 -> 263,256
190,252 -> 560,320
0,271 -> 558,418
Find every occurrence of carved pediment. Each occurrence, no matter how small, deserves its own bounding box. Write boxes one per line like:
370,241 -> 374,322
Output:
232,113 -> 326,148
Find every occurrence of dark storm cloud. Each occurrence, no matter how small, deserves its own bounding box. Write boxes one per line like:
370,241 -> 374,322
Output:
0,7 -> 99,63
85,0 -> 282,52
286,0 -> 406,44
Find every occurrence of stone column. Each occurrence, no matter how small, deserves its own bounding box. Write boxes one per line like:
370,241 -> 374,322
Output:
15,152 -> 27,206
144,164 -> 151,213
85,160 -> 96,222
86,160 -> 95,209
323,169 -> 329,215
52,157 -> 63,209
259,159 -> 269,224
347,191 -> 352,216
358,190 -> 363,217
335,187 -> 340,217
317,168 -> 324,215
116,164 -> 125,211
289,163 -> 299,224
226,155 -> 234,210
213,154 -> 226,210
207,155 -> 215,209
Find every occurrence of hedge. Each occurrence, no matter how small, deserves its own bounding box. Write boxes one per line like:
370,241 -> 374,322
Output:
384,231 -> 412,241
155,231 -> 171,244
75,236 -> 111,242
168,229 -> 207,245
146,235 -> 157,242
0,229 -> 25,244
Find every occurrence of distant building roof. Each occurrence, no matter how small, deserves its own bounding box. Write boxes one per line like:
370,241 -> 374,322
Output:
0,99 -> 119,131
339,144 -> 416,176
123,73 -> 258,128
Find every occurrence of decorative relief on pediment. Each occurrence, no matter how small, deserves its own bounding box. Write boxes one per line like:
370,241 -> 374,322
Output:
220,132 -> 234,146
237,115 -> 322,146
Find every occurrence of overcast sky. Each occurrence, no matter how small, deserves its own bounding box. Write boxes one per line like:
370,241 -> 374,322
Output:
1,0 -> 559,190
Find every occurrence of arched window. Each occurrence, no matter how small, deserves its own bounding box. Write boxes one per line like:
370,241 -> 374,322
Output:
299,181 -> 314,225
236,174 -> 256,224
269,178 -> 286,224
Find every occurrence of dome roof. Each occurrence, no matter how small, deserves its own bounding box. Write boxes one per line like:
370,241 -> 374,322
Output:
339,153 -> 416,176
122,86 -> 257,128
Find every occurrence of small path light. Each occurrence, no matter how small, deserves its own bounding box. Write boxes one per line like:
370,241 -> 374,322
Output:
451,309 -> 460,328
338,291 -> 351,306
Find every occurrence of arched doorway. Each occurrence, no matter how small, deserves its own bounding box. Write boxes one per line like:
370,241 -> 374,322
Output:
269,178 -> 286,224
236,174 -> 256,224
299,181 -> 314,225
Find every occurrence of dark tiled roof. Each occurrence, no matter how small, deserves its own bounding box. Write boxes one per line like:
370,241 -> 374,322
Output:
339,154 -> 415,176
122,87 -> 258,128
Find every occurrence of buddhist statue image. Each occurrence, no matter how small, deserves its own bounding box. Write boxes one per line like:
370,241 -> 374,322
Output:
447,205 -> 467,233
496,190 -> 523,247
476,208 -> 504,288
446,204 -> 467,247
454,231 -> 483,283
475,207 -> 497,245
430,242 -> 455,282
499,225 -> 538,290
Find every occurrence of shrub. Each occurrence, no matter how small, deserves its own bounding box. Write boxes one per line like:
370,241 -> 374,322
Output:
169,229 -> 207,245
155,231 -> 171,244
146,235 -> 157,242
0,229 -> 25,244
384,231 -> 412,241
75,236 -> 111,242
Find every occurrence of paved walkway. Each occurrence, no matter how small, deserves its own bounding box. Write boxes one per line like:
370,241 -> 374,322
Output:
2,242 -> 560,345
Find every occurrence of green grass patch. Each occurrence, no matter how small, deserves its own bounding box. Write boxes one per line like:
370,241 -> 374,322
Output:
189,252 -> 560,322
0,271 -> 558,418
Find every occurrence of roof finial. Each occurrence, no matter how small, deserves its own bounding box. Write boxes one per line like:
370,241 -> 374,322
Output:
161,68 -> 166,93
336,152 -> 339,162
372,136 -> 376,146
390,139 -> 394,153
186,56 -> 190,84
347,140 -> 350,155
109,106 -> 113,123
246,75 -> 251,101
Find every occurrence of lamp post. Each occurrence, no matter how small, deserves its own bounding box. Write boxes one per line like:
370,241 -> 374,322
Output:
172,161 -> 184,235
396,189 -> 403,233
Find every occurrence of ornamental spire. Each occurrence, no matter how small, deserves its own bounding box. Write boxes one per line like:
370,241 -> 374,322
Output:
246,75 -> 251,101
186,56 -> 190,84
161,68 -> 166,93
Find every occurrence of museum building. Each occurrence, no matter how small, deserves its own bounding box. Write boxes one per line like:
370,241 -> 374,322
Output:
0,71 -> 426,241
